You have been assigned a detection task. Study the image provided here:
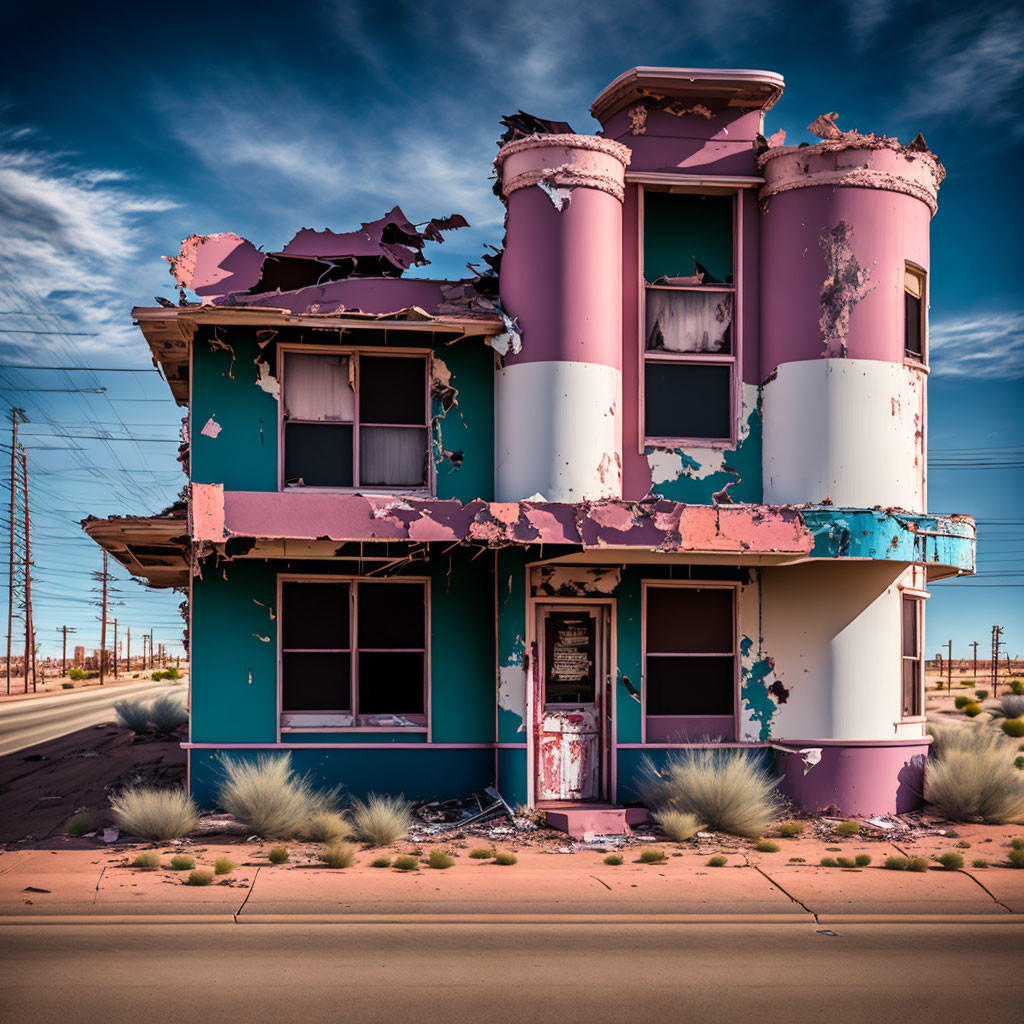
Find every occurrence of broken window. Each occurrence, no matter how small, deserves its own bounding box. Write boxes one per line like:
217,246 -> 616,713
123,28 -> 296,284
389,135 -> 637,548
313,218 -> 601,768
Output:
280,577 -> 427,730
901,594 -> 923,718
642,191 -> 735,443
282,349 -> 429,490
904,264 -> 926,362
643,584 -> 736,741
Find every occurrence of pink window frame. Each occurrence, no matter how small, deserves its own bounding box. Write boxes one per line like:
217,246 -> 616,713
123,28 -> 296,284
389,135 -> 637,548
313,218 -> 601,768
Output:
636,185 -> 743,452
276,573 -> 432,738
639,580 -> 740,744
277,343 -> 434,496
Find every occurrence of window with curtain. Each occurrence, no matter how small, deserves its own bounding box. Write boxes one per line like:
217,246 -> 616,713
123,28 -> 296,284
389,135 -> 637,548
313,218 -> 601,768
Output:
282,350 -> 429,489
901,594 -> 923,717
642,190 -> 736,443
280,578 -> 427,729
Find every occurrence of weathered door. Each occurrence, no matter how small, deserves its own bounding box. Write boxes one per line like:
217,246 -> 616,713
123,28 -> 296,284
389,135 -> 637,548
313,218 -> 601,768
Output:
535,604 -> 608,801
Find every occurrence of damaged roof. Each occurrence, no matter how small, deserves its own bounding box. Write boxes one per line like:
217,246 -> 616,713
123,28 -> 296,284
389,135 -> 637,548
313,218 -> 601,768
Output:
81,503 -> 189,589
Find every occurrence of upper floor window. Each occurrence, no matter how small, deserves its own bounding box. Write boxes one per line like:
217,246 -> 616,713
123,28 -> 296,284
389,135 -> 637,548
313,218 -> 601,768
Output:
904,264 -> 926,363
282,348 -> 429,490
642,191 -> 735,444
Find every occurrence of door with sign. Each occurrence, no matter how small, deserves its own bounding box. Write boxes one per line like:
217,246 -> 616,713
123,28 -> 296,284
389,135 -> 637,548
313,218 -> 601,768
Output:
534,604 -> 609,802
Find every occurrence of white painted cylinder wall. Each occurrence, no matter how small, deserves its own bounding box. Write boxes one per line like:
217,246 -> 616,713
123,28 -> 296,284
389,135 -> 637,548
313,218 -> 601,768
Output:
762,358 -> 926,511
757,562 -> 920,740
495,360 -> 621,502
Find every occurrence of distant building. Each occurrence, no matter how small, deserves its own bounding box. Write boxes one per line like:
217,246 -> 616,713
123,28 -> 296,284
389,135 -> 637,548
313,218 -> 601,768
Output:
73,645 -> 85,669
85,66 -> 975,821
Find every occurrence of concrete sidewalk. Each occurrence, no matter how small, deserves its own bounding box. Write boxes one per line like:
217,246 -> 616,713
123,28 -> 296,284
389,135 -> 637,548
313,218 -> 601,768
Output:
2,840 -> 1022,924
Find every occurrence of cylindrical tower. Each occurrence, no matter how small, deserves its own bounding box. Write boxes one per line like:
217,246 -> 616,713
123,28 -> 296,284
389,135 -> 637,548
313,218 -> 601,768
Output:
494,134 -> 631,502
758,136 -> 944,512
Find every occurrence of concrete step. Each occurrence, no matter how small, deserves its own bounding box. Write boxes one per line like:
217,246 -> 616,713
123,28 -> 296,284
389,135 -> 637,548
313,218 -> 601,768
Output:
545,806 -> 649,839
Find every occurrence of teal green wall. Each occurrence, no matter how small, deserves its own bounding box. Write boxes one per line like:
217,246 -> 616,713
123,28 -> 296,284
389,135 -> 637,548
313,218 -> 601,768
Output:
190,329 -> 494,501
615,567 -> 643,744
643,192 -> 733,283
192,331 -> 278,491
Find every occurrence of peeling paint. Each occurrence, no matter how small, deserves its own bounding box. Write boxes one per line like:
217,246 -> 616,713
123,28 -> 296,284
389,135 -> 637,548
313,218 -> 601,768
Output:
819,221 -> 872,357
255,361 -> 280,400
740,634 -> 788,741
200,416 -> 222,439
498,634 -> 527,730
490,309 -> 523,356
537,179 -> 574,210
534,566 -> 620,596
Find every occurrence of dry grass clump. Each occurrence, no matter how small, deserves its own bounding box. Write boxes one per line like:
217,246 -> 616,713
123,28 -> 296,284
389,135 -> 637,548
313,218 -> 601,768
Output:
185,869 -> 213,886
964,703 -> 983,718
937,851 -> 964,870
320,842 -> 355,869
67,812 -> 93,836
820,857 -> 838,867
884,855 -> 908,870
654,809 -> 704,842
972,858 -> 989,869
147,693 -> 188,732
110,787 -> 199,841
1002,719 -> 1024,739
907,856 -> 928,872
927,723 -> 1002,760
990,695 -> 1024,719
170,854 -> 195,871
494,852 -> 517,866
603,853 -> 623,866
132,852 -> 160,869
469,848 -> 496,859
755,839 -> 780,853
836,856 -> 856,868
707,855 -> 727,867
214,857 -> 236,875
371,856 -> 392,868
114,698 -> 152,732
216,753 -> 338,838
427,849 -> 454,869
394,855 -> 419,871
350,794 -> 414,847
268,846 -> 289,864
1009,849 -> 1024,869
854,854 -> 872,868
776,821 -> 804,838
925,744 -> 1024,824
300,811 -> 353,844
639,749 -> 780,839
831,820 -> 861,837
638,848 -> 667,864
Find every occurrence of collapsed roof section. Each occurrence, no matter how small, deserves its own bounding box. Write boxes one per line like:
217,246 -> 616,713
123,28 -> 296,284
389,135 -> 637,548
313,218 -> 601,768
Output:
165,206 -> 469,302
137,205 -> 510,405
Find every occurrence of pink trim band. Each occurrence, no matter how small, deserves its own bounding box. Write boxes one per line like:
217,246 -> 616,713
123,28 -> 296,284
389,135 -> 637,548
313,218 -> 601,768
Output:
182,742 -> 526,750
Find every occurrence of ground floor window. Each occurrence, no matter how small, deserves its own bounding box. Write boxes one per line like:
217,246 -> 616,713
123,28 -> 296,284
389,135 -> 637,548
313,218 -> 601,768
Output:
279,577 -> 427,730
901,594 -> 923,718
643,583 -> 736,741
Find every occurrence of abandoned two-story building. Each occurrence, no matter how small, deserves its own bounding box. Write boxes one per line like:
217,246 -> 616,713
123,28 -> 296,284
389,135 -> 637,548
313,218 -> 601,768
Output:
85,66 -> 975,827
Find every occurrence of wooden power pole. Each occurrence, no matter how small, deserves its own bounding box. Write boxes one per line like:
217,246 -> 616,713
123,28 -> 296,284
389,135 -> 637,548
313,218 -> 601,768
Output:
112,617 -> 118,679
149,629 -> 154,670
57,625 -> 76,678
126,627 -> 130,674
944,640 -> 952,693
20,447 -> 35,692
99,551 -> 108,686
970,640 -> 978,682
5,410 -> 17,695
992,626 -> 1004,697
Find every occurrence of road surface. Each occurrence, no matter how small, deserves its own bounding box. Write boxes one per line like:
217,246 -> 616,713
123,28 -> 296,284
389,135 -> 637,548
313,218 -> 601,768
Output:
1,922 -> 1021,1023
0,679 -> 177,755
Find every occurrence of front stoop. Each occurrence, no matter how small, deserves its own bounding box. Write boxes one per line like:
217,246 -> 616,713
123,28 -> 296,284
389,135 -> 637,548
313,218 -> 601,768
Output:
544,806 -> 649,839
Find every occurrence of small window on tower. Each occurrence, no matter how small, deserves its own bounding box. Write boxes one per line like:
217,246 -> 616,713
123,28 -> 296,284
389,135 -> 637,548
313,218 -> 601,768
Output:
904,265 -> 926,363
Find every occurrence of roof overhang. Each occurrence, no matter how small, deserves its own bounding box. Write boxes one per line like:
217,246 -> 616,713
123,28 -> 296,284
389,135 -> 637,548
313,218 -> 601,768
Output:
591,66 -> 785,124
133,305 -> 506,408
82,505 -> 189,588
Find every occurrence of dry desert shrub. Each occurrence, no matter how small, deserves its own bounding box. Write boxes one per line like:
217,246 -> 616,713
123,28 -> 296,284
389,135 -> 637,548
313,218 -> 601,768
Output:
110,787 -> 199,841
350,794 -> 413,847
925,747 -> 1024,824
653,809 -> 703,842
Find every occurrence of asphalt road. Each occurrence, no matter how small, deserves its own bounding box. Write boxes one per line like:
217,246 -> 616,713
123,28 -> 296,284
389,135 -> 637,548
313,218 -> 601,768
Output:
0,679 -> 177,756
1,922 -> 1021,1023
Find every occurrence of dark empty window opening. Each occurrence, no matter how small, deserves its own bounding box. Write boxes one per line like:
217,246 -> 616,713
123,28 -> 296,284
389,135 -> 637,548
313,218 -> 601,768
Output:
642,190 -> 736,443
644,584 -> 736,731
280,578 -> 427,729
901,594 -> 923,718
282,349 -> 429,490
904,265 -> 926,362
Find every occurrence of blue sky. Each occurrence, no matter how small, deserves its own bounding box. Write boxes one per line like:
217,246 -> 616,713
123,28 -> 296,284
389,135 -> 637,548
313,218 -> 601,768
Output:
0,0 -> 1020,660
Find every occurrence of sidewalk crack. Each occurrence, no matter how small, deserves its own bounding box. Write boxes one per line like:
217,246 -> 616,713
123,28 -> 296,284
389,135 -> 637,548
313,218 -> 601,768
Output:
92,865 -> 106,905
749,861 -> 818,922
959,869 -> 1013,913
234,865 -> 260,921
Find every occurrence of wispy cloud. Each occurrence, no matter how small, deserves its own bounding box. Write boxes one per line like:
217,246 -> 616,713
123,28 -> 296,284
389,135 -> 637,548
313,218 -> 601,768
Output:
930,312 -> 1024,379
0,126 -> 177,354
899,9 -> 1024,137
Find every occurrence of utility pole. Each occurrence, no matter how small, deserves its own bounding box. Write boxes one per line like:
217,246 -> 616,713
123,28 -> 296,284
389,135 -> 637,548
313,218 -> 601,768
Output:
99,551 -> 108,686
992,626 -> 1004,698
944,640 -> 952,693
126,627 -> 130,674
970,640 -> 978,682
149,629 -> 154,670
57,625 -> 76,678
112,617 -> 118,679
5,409 -> 19,695
20,446 -> 35,692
